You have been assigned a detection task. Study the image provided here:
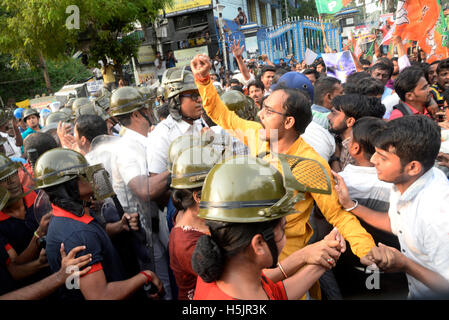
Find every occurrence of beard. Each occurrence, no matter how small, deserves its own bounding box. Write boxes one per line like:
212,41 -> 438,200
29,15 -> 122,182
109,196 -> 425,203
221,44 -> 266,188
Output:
328,122 -> 348,136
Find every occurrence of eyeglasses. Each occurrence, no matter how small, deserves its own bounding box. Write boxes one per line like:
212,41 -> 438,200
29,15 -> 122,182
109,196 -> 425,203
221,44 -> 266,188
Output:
181,92 -> 201,101
261,104 -> 287,117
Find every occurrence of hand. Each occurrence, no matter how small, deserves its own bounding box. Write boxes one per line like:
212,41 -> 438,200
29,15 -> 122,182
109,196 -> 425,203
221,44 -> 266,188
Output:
36,212 -> 52,237
142,270 -> 165,299
38,248 -> 48,266
190,54 -> 212,80
121,213 -> 139,232
300,235 -> 341,269
438,121 -> 449,130
56,243 -> 92,284
261,54 -> 268,62
324,227 -> 346,253
57,121 -> 77,150
360,243 -> 406,273
230,40 -> 245,59
437,152 -> 449,168
331,170 -> 355,210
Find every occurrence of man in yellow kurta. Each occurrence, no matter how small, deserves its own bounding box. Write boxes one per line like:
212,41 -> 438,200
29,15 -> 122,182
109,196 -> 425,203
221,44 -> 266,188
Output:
190,54 -> 376,298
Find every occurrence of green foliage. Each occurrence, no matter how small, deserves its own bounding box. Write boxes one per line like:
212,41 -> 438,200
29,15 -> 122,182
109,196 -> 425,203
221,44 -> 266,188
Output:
0,54 -> 92,102
289,0 -> 319,19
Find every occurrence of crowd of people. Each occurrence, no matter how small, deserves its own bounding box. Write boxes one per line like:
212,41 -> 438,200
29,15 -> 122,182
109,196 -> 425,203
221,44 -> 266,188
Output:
0,33 -> 449,302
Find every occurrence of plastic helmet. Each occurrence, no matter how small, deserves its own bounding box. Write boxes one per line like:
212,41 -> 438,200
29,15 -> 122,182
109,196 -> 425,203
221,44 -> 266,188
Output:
171,145 -> 221,189
34,148 -> 114,201
109,86 -> 146,117
167,135 -> 202,173
13,108 -> 25,120
23,108 -> 40,122
60,107 -> 73,118
0,153 -> 32,203
162,66 -> 198,121
198,155 -> 302,223
220,90 -> 259,121
271,71 -> 314,101
0,185 -> 9,211
0,153 -> 20,181
65,97 -> 76,109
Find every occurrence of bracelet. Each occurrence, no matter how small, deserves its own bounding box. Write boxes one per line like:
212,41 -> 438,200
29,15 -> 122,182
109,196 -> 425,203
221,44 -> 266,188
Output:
344,199 -> 359,212
139,271 -> 152,285
34,231 -> 41,239
277,262 -> 288,279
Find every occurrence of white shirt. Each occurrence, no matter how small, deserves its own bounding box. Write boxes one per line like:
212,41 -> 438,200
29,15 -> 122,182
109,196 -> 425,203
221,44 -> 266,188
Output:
339,164 -> 392,211
388,167 -> 449,298
147,115 -> 206,174
382,92 -> 400,120
154,58 -> 166,77
111,128 -> 150,212
301,121 -> 336,161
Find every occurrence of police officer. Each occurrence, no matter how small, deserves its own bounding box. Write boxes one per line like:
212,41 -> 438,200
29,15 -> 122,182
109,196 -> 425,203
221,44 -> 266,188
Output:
34,148 -> 164,300
21,108 -> 41,142
108,86 -> 173,299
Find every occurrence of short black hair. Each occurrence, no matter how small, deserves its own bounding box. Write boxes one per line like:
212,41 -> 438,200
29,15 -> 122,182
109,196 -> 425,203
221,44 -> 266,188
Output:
437,58 -> 449,74
371,61 -> 394,79
352,117 -> 387,160
393,66 -> 425,101
23,132 -> 58,162
302,68 -> 320,79
331,94 -> 385,120
75,114 -> 108,143
344,72 -> 371,94
313,77 -> 341,105
247,80 -> 265,92
357,77 -> 385,97
374,115 -> 441,172
261,65 -> 276,77
359,58 -> 371,66
273,68 -> 288,84
272,86 -> 312,134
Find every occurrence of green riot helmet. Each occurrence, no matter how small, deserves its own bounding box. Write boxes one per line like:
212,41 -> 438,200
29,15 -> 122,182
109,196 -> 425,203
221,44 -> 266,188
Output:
23,108 -> 40,122
167,135 -> 202,173
0,153 -> 34,204
171,145 -> 222,189
60,107 -> 73,118
44,111 -> 71,127
109,86 -> 146,117
74,103 -> 110,121
162,66 -> 198,121
41,111 -> 72,133
198,156 -> 298,223
34,148 -> 115,201
138,86 -> 157,107
71,97 -> 93,119
220,90 -> 259,121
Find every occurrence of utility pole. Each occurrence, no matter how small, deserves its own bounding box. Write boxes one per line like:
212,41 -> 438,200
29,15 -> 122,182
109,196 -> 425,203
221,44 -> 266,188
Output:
285,0 -> 289,20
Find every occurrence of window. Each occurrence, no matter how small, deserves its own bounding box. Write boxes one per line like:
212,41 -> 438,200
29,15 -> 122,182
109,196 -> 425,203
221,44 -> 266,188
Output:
259,2 -> 267,26
247,0 -> 257,23
346,17 -> 354,25
271,7 -> 277,26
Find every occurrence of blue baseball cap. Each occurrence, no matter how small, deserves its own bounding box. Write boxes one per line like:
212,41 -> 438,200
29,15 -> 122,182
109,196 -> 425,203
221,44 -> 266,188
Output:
271,72 -> 314,101
13,108 -> 25,120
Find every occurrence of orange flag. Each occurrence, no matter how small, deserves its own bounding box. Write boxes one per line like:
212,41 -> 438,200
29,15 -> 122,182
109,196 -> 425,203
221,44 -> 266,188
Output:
394,0 -> 439,44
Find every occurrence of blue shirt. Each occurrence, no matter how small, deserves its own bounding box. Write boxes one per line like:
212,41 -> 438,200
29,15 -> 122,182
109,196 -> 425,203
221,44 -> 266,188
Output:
46,204 -> 126,300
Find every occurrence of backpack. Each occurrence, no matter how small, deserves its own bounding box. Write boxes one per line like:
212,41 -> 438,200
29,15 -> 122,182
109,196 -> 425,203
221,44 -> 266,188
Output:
392,101 -> 414,117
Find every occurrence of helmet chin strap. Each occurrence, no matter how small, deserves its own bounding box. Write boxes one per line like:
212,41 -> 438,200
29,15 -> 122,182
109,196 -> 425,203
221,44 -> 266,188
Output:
138,109 -> 153,126
261,228 -> 279,269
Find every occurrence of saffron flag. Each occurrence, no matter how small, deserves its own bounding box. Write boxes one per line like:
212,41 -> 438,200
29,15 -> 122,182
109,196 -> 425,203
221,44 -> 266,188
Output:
315,0 -> 351,15
393,0 -> 448,62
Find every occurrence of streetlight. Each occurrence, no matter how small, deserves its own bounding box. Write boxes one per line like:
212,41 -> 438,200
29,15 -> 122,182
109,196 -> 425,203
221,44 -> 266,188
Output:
214,2 -> 228,71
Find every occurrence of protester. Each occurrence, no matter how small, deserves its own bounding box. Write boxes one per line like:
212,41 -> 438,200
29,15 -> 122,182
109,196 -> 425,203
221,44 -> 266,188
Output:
333,115 -> 449,299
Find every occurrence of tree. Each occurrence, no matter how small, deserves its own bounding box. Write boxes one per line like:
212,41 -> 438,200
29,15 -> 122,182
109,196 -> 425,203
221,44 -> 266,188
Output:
0,0 -> 172,92
0,54 -> 92,103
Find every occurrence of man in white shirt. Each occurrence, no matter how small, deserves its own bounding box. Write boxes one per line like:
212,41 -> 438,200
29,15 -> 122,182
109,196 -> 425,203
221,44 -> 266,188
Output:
107,86 -> 173,299
154,51 -> 166,84
333,115 -> 449,299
